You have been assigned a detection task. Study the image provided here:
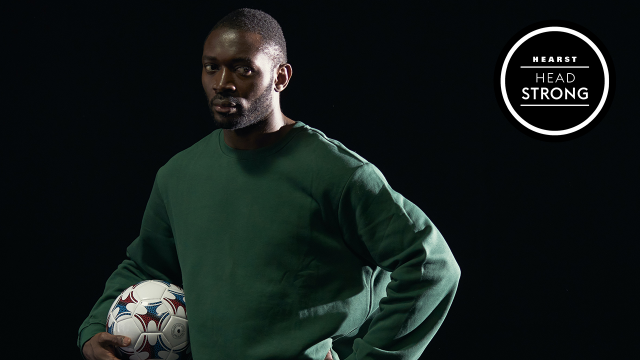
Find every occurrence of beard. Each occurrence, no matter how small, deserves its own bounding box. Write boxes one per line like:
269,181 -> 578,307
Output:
206,78 -> 274,130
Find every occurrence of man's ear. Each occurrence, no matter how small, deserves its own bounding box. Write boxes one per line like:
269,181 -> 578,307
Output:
274,63 -> 292,92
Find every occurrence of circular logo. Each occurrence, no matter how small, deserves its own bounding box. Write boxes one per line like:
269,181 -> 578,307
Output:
495,21 -> 615,140
171,322 -> 186,339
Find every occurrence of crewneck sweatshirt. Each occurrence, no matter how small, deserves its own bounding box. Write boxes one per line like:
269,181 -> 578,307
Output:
77,121 -> 461,360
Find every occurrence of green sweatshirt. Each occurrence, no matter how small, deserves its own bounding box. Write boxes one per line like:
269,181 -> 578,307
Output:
77,121 -> 461,360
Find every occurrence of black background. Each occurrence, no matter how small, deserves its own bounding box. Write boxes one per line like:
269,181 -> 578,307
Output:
5,1 -> 639,359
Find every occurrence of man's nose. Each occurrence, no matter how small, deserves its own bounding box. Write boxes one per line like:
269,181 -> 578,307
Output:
212,68 -> 236,93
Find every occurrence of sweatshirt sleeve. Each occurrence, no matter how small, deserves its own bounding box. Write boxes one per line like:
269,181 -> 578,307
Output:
76,169 -> 182,359
337,163 -> 461,360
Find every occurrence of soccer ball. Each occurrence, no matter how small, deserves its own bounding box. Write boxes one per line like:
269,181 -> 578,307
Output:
106,280 -> 190,360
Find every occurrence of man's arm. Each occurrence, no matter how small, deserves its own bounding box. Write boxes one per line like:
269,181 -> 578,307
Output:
78,169 -> 182,359
338,163 -> 461,360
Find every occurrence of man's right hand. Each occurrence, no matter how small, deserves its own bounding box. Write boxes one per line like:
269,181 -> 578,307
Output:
82,332 -> 131,360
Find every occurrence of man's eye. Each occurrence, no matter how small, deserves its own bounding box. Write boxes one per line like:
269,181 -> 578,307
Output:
204,64 -> 218,72
237,67 -> 252,75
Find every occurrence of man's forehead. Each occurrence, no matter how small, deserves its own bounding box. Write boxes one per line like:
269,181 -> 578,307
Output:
204,28 -> 263,56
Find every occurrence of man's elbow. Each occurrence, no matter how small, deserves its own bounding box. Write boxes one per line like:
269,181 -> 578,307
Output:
442,251 -> 461,288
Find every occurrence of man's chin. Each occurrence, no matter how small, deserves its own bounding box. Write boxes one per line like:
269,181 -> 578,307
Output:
213,118 -> 237,130
212,112 -> 250,130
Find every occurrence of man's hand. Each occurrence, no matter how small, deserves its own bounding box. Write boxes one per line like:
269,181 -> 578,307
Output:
82,332 -> 131,360
83,332 -> 331,360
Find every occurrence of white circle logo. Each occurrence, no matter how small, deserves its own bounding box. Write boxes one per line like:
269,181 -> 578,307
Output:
495,21 -> 614,140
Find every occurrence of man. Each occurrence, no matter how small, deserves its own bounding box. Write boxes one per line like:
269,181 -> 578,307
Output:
78,8 -> 460,360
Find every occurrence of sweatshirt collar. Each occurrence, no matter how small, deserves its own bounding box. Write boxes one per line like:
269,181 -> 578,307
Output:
217,121 -> 306,160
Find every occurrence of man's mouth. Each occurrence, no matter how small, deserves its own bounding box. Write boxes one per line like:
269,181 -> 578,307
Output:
212,100 -> 238,114
214,105 -> 237,114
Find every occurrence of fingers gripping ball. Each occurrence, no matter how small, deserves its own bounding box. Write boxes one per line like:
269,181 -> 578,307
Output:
106,280 -> 190,360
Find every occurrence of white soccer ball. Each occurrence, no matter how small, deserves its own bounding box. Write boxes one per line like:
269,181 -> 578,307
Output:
106,280 -> 190,360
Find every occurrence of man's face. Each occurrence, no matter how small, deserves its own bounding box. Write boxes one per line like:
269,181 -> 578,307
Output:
202,28 -> 275,130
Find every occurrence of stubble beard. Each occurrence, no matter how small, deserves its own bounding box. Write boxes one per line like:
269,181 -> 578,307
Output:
207,77 -> 274,130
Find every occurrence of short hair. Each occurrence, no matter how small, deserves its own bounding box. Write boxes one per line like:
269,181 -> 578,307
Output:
209,8 -> 287,67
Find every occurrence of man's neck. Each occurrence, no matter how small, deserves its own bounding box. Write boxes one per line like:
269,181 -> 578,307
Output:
222,111 -> 296,150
